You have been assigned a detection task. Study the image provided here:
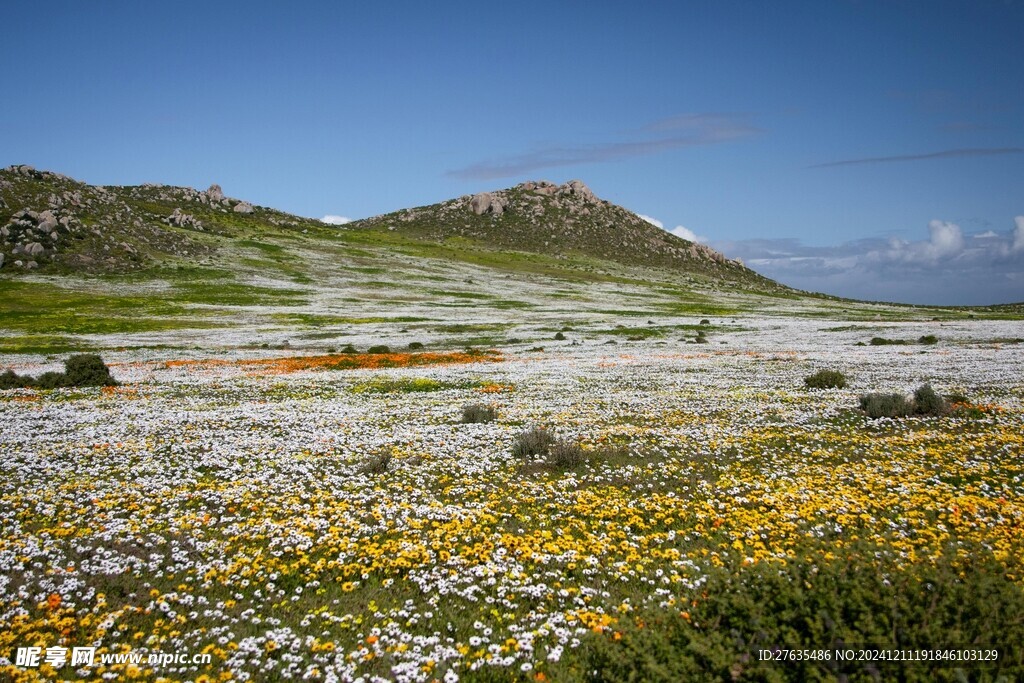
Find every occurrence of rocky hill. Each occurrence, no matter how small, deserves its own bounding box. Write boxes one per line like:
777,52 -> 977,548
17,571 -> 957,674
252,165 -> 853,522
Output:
0,164 -> 322,274
0,165 -> 780,292
353,179 -> 762,281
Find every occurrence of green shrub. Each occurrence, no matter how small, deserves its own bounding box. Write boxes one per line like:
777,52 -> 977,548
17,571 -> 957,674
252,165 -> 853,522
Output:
63,353 -> 117,387
869,337 -> 908,346
461,403 -> 497,423
0,370 -> 31,389
511,427 -> 555,459
913,383 -> 948,416
859,392 -> 913,418
554,332 -> 566,341
547,439 -> 586,468
578,540 -> 1024,683
35,371 -> 70,389
366,344 -> 391,354
918,334 -> 938,345
0,354 -> 117,390
407,341 -> 424,350
340,344 -> 358,354
699,319 -> 711,325
804,369 -> 847,389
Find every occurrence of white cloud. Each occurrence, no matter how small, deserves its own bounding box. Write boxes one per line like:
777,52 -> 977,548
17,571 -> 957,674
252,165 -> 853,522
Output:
637,213 -> 663,229
637,212 -> 705,243
880,219 -> 964,264
670,225 -> 700,243
321,215 -> 352,225
713,217 -> 1024,305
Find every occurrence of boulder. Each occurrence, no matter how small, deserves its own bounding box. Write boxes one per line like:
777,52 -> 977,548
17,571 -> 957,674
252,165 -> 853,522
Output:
470,192 -> 493,215
25,242 -> 44,256
560,180 -> 596,202
233,201 -> 254,214
37,210 -> 58,233
469,192 -> 505,216
207,184 -> 224,202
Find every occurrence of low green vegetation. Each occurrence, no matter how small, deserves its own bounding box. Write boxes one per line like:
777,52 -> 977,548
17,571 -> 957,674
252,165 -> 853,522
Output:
461,402 -> 497,423
804,369 -> 848,389
859,383 -> 948,418
575,538 -> 1024,683
0,353 -> 117,389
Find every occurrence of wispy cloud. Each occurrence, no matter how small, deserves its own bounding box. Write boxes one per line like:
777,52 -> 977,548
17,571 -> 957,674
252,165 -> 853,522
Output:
320,215 -> 352,225
714,217 -> 1024,305
810,147 -> 1022,169
447,114 -> 759,181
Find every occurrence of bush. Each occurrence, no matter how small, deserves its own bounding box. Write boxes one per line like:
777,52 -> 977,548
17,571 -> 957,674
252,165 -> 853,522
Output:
461,403 -> 497,423
554,332 -> 566,341
804,369 -> 847,389
578,540 -> 1024,683
918,334 -> 938,345
366,344 -> 391,354
359,447 -> 393,474
511,427 -> 555,459
0,354 -> 117,390
407,341 -> 424,350
913,383 -> 948,416
340,344 -> 358,354
869,337 -> 908,346
699,319 -> 711,325
63,353 -> 117,387
0,370 -> 31,389
547,439 -> 586,468
35,371 -> 70,389
859,392 -> 913,418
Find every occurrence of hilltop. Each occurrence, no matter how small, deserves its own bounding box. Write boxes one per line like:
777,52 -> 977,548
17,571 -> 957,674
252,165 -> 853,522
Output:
352,179 -> 762,282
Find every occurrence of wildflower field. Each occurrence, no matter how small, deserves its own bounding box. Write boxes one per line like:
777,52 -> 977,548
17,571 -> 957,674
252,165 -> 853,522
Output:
1,317 -> 1023,682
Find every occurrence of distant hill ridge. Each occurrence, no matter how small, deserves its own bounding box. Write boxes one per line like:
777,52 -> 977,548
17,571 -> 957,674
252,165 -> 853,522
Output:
0,164 -> 775,290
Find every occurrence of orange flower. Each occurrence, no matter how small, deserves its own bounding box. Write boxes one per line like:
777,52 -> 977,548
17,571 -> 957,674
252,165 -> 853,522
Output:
366,635 -> 378,645
47,593 -> 62,610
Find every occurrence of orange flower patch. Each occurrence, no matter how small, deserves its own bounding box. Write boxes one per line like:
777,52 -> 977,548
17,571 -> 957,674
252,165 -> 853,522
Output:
165,350 -> 503,375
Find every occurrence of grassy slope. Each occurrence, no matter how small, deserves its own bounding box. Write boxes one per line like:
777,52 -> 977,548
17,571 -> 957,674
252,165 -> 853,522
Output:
1,167 -> 1020,356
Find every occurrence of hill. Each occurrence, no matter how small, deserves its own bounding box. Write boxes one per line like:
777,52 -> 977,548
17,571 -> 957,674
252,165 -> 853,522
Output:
0,165 -> 775,290
351,179 -> 767,283
2,164 -> 1016,358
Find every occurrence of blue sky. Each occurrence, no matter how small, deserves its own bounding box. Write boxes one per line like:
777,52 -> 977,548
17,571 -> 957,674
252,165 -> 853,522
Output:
2,1 -> 1022,305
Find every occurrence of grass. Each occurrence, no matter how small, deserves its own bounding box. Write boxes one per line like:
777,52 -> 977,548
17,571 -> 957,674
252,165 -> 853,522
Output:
0,279 -> 222,335
172,282 -> 308,306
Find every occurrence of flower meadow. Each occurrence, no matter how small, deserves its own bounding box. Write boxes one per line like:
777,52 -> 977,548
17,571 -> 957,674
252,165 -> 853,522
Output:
1,317 -> 1023,682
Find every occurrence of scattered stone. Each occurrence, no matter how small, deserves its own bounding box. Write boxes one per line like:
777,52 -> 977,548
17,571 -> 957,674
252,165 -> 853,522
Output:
167,208 -> 203,230
233,201 -> 254,214
25,242 -> 44,256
